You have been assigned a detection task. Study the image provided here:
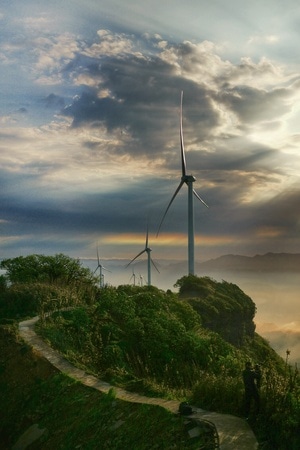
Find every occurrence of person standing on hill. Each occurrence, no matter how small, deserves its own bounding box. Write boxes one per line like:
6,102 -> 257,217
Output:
254,364 -> 262,389
242,361 -> 260,419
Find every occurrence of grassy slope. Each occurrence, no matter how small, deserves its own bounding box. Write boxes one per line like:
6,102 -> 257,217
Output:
0,325 -> 213,450
1,275 -> 298,450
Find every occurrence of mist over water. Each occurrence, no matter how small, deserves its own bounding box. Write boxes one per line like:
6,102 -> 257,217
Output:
81,259 -> 300,365
220,271 -> 300,366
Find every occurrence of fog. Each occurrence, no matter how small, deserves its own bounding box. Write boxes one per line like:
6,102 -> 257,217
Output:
222,271 -> 300,366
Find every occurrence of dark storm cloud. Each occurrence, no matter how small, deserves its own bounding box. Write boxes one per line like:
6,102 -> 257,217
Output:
203,184 -> 300,241
254,187 -> 300,234
0,167 -> 165,239
64,91 -> 125,128
185,141 -> 280,173
29,38 -> 290,211
217,85 -> 291,124
62,51 -> 220,155
58,31 -> 298,176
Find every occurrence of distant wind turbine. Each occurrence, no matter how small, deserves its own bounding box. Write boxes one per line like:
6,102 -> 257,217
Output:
94,247 -> 111,288
157,91 -> 209,275
139,274 -> 144,287
126,223 -> 160,286
129,267 -> 137,286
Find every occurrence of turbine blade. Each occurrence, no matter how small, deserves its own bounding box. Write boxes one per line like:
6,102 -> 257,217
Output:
145,222 -> 149,248
193,189 -> 209,208
126,249 -> 147,267
96,247 -> 100,265
93,265 -> 100,274
180,91 -> 187,178
156,180 -> 184,236
150,257 -> 160,273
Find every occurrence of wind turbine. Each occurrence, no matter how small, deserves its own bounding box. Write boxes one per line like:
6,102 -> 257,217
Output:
126,223 -> 160,286
129,267 -> 137,286
157,91 -> 209,275
94,247 -> 111,288
139,274 -> 144,287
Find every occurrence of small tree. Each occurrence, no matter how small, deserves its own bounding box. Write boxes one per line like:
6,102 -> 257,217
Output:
0,254 -> 95,286
0,254 -> 98,319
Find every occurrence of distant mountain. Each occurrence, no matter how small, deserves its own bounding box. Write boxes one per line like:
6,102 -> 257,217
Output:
79,253 -> 299,291
198,253 -> 300,272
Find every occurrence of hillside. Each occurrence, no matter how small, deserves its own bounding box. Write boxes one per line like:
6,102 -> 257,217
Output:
0,256 -> 299,450
0,325 -> 213,450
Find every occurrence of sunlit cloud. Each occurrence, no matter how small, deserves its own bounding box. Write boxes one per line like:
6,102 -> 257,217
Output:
84,29 -> 136,57
255,226 -> 285,238
105,233 -> 154,246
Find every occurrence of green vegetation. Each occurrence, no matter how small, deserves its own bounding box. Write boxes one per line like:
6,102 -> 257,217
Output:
0,254 -> 97,320
0,254 -> 299,449
0,326 -> 215,449
1,254 -> 94,285
36,285 -> 242,395
175,275 -> 256,345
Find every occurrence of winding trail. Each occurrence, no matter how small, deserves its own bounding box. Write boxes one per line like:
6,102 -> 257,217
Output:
19,317 -> 258,450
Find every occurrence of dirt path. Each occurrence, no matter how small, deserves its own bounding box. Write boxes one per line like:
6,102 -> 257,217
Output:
19,317 -> 258,450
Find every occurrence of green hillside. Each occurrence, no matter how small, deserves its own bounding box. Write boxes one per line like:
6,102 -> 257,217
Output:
0,254 -> 299,449
0,325 -> 216,450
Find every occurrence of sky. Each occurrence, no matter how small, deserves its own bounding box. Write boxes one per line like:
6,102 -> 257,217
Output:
1,0 -> 300,267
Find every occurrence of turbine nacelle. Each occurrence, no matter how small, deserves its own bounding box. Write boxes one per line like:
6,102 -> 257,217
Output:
182,174 -> 196,183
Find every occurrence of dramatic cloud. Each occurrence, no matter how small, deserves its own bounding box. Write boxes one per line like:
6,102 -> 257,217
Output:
1,1 -> 300,267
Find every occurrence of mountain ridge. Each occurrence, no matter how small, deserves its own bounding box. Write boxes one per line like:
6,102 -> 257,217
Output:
198,252 -> 300,272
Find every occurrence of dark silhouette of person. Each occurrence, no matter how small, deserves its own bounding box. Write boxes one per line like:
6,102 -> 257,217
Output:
242,361 -> 260,418
254,364 -> 262,389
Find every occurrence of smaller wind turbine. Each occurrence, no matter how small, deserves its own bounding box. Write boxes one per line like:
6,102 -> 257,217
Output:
126,223 -> 159,286
157,91 -> 209,276
94,247 -> 111,288
129,267 -> 137,286
139,274 -> 144,287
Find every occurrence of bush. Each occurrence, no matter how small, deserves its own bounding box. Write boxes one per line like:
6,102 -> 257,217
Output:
176,275 -> 256,346
38,286 -> 242,392
0,282 -> 94,320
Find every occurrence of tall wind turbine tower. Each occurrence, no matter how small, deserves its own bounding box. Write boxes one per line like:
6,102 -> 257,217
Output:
126,223 -> 159,286
157,91 -> 209,275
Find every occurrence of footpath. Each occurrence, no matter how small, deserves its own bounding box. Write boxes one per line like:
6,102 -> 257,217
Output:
18,317 -> 258,450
